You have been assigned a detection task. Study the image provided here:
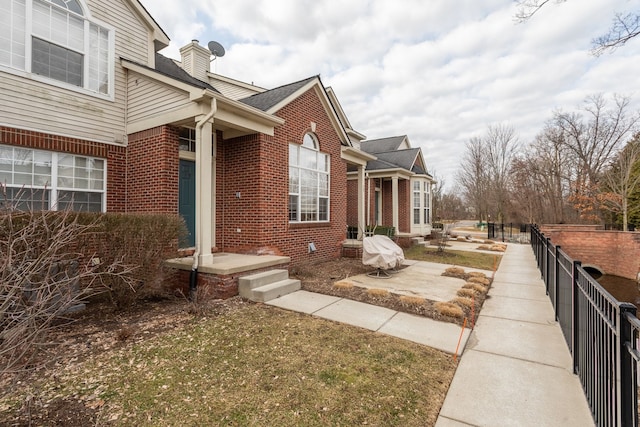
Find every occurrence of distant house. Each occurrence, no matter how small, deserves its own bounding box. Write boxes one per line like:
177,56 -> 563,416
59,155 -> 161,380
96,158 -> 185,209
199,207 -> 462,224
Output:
347,135 -> 435,242
0,0 -> 373,288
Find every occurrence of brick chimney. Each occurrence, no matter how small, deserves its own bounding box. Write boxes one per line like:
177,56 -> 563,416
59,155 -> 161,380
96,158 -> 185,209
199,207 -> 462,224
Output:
179,40 -> 211,81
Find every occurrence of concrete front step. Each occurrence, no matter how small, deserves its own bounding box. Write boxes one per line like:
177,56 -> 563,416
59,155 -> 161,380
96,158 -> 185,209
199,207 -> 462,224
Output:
239,269 -> 300,302
251,278 -> 301,302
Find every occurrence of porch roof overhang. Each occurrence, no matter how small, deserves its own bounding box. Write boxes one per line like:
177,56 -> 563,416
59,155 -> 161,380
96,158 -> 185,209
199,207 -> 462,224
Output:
121,59 -> 284,137
357,168 -> 414,180
341,146 -> 376,166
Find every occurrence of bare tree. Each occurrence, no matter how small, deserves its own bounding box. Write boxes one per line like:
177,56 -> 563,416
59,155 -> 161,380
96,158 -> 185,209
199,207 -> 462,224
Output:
552,94 -> 640,220
515,1 -> 640,55
457,124 -> 519,223
484,124 -> 520,222
457,137 -> 490,222
0,196 -> 135,374
600,135 -> 640,230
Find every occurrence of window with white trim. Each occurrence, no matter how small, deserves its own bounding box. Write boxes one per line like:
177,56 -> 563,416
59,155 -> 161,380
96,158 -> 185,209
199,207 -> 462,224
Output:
0,144 -> 105,212
0,0 -> 113,95
424,181 -> 431,224
413,181 -> 421,225
412,179 -> 431,225
289,133 -> 329,222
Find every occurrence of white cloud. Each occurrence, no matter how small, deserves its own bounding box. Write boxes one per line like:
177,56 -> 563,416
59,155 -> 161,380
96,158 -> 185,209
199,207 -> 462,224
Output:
140,0 -> 640,188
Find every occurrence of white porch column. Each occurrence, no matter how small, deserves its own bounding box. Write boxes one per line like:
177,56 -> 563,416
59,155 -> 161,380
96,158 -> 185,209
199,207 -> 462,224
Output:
211,133 -> 217,249
392,176 -> 399,232
195,116 -> 214,265
357,166 -> 365,239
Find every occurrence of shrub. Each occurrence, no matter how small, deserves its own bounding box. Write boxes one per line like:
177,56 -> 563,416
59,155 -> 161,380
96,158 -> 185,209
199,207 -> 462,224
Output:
399,295 -> 426,306
367,288 -> 390,297
463,283 -> 487,293
333,281 -> 354,289
442,267 -> 466,279
468,276 -> 490,286
457,288 -> 477,298
453,296 -> 474,309
0,195 -> 187,374
88,213 -> 186,307
0,208 -> 135,374
435,302 -> 464,318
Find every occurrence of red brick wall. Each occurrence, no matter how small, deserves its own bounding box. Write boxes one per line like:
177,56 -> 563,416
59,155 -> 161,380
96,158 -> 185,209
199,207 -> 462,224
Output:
347,179 -> 358,225
217,89 -> 347,265
127,126 -> 179,213
379,178 -> 410,233
0,125 -> 127,212
398,179 -> 410,233
540,225 -> 640,280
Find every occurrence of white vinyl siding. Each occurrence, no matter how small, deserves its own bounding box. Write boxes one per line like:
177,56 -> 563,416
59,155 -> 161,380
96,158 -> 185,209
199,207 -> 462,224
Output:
0,0 -> 153,145
127,72 -> 193,123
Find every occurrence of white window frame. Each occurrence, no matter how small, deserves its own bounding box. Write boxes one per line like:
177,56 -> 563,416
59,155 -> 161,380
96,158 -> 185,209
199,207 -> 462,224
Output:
0,0 -> 115,99
0,144 -> 106,212
289,133 -> 330,223
411,178 -> 431,227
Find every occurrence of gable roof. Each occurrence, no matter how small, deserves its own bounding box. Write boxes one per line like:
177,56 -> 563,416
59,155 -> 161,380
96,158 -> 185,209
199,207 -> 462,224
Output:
359,136 -> 432,178
367,148 -> 419,172
360,136 -> 408,154
239,76 -> 351,146
239,77 -> 317,111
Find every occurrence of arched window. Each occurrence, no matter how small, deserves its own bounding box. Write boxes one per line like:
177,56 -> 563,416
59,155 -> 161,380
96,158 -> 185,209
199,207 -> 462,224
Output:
0,0 -> 113,96
289,133 -> 330,222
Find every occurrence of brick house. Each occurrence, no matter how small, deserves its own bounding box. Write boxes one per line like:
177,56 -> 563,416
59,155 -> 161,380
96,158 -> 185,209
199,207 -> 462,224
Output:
0,0 -> 373,287
347,135 -> 435,244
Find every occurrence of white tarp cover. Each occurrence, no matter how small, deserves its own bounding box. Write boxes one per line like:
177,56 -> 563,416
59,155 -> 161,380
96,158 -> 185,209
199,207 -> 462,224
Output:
362,235 -> 405,270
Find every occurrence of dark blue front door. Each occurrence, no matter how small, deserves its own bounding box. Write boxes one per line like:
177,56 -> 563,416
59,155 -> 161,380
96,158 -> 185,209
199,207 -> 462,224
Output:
179,160 -> 196,247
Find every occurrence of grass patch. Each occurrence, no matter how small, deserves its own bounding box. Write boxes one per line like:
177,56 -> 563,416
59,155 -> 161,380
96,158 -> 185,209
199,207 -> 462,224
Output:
2,304 -> 456,426
404,245 -> 500,271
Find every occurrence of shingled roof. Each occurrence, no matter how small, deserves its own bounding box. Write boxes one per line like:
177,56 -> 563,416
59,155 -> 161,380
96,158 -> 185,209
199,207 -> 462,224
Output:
359,136 -> 431,177
359,136 -> 407,154
154,53 -> 219,92
239,76 -> 317,111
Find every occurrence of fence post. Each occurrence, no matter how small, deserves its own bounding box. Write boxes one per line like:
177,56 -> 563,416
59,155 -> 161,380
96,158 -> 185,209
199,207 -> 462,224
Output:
554,245 -> 561,321
572,260 -> 581,375
618,303 -> 637,427
545,237 -> 551,293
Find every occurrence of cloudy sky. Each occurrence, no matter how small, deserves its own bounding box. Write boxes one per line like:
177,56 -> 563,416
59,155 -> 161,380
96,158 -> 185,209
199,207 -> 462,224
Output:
140,0 -> 640,189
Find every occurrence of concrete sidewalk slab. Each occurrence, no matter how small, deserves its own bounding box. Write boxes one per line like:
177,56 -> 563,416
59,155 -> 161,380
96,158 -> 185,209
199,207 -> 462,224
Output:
265,290 -> 340,314
343,260 -> 492,302
481,294 -> 556,324
313,298 -> 397,331
467,315 -> 572,367
436,242 -> 594,427
437,350 -> 593,427
488,281 -> 549,301
378,312 -> 470,355
266,290 -> 471,354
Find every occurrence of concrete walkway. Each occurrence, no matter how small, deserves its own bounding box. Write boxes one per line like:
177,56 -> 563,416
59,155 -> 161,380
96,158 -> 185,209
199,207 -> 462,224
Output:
436,244 -> 594,427
266,290 -> 472,355
266,243 -> 594,426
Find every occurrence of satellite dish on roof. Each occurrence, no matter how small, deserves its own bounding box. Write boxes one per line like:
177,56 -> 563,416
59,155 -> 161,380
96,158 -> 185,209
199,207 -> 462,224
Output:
207,41 -> 226,59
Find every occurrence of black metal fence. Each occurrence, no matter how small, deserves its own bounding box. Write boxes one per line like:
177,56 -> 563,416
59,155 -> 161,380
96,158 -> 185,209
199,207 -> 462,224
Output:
488,222 -> 531,243
531,225 -> 640,426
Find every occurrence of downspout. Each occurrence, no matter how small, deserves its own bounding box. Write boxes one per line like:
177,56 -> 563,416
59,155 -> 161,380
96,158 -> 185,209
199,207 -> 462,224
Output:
189,97 -> 217,301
